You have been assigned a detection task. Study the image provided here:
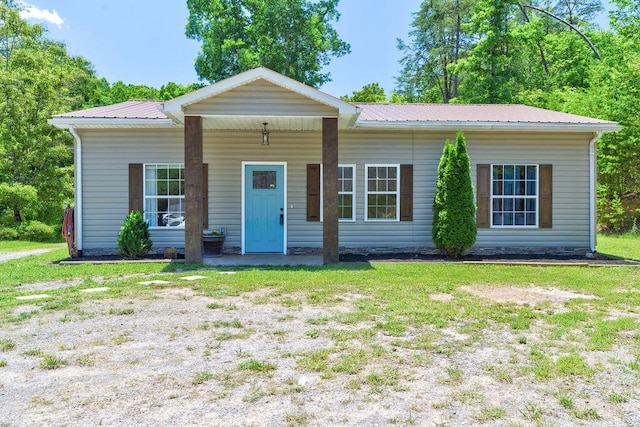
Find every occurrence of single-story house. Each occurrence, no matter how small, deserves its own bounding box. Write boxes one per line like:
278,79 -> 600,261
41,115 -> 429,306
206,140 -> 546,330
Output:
49,67 -> 621,263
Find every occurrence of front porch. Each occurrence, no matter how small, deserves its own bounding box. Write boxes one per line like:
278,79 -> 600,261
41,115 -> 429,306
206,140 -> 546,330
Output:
203,253 -> 323,267
159,68 -> 359,264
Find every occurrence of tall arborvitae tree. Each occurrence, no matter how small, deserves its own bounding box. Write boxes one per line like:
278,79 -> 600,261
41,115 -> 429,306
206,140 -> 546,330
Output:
432,140 -> 452,246
433,132 -> 476,257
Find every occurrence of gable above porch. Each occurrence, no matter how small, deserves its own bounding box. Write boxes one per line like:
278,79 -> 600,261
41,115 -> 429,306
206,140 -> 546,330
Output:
159,67 -> 360,131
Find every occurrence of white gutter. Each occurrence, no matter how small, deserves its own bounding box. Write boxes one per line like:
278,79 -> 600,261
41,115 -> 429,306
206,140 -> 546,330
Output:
68,126 -> 83,255
589,131 -> 603,253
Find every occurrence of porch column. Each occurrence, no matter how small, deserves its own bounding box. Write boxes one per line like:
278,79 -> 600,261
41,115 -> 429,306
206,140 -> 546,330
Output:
185,115 -> 203,263
322,117 -> 339,264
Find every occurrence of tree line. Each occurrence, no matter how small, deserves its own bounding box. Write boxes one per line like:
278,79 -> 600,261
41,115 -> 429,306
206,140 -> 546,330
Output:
1,0 -> 638,239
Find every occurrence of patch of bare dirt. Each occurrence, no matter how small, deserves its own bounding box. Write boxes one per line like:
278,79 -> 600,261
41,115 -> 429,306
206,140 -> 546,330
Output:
461,284 -> 600,305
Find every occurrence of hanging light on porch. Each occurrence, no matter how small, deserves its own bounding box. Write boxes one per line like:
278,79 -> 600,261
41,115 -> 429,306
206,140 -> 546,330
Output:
261,122 -> 270,146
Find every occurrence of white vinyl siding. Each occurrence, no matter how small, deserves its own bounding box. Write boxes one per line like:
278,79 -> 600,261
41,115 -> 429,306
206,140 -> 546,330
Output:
77,127 -> 592,252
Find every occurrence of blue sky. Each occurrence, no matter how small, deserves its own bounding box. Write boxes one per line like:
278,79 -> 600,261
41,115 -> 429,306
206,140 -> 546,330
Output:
20,1 -> 610,99
19,0 -> 421,98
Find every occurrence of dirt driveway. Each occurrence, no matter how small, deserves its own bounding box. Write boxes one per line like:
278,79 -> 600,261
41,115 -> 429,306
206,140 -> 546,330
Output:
1,279 -> 639,426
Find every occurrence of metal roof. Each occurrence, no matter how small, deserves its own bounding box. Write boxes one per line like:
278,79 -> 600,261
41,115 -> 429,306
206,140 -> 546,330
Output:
51,99 -> 620,133
54,100 -> 167,119
354,103 -> 613,125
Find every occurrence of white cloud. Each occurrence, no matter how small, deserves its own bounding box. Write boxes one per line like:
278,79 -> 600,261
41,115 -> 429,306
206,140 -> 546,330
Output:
18,2 -> 64,29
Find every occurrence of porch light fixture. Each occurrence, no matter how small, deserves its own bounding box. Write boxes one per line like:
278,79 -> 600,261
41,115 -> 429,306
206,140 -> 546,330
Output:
261,122 -> 270,146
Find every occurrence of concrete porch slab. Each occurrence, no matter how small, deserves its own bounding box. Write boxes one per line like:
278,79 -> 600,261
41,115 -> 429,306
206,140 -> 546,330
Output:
204,254 -> 323,267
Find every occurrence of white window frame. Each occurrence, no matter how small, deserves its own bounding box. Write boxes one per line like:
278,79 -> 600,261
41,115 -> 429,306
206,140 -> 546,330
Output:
319,164 -> 357,222
364,164 -> 400,222
490,163 -> 539,228
144,163 -> 185,230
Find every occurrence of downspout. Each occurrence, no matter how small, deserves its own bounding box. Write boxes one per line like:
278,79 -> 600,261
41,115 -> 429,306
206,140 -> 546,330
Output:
589,131 -> 603,253
68,126 -> 83,255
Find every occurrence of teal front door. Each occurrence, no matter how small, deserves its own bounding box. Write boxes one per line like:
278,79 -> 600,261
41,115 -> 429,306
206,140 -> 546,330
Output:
244,164 -> 285,253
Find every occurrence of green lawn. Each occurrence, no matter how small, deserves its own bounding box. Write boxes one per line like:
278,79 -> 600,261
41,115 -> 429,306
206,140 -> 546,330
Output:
0,240 -> 639,424
0,240 -> 65,254
597,233 -> 640,261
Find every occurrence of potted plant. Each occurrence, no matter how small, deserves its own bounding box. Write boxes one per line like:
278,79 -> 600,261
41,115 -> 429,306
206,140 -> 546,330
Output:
202,227 -> 226,256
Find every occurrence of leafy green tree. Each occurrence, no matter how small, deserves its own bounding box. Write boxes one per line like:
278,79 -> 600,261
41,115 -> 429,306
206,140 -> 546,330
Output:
341,83 -> 387,102
83,79 -> 203,107
433,132 -> 476,257
0,3 -> 96,226
185,0 -> 350,87
397,0 -> 474,102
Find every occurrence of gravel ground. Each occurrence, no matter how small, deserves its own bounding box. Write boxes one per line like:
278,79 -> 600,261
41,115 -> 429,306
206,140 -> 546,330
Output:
1,278 -> 639,426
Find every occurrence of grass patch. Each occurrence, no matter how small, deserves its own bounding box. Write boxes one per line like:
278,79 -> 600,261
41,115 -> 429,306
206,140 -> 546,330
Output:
0,339 -> 16,352
192,371 -> 214,385
597,233 -> 640,261
39,354 -> 68,370
238,359 -> 277,373
108,308 -> 134,315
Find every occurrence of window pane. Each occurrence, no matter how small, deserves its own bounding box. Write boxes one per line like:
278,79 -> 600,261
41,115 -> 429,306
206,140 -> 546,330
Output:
378,167 -> 387,179
515,213 -> 525,225
169,181 -> 181,196
168,168 -> 180,180
157,180 -> 168,195
516,165 -> 526,180
253,171 -> 276,189
493,180 -> 502,195
388,167 -> 397,178
493,165 -> 503,179
503,180 -> 514,196
504,165 -> 514,179
339,194 -> 353,219
527,165 -> 537,180
344,167 -> 353,179
493,213 -> 503,226
368,167 -> 376,179
157,168 -> 167,180
388,179 -> 397,192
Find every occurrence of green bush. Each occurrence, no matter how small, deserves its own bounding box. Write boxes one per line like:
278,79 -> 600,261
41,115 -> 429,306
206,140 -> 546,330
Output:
18,221 -> 55,242
0,227 -> 18,240
117,211 -> 152,258
432,131 -> 477,258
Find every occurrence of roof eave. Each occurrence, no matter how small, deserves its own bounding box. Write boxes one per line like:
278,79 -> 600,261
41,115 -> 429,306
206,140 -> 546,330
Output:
353,121 -> 622,133
48,117 -> 176,129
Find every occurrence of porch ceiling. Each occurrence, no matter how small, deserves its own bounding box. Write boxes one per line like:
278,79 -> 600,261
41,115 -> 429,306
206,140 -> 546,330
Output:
200,115 -> 339,131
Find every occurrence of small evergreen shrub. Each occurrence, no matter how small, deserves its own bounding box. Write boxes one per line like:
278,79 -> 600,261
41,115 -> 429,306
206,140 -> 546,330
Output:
117,211 -> 152,258
0,227 -> 18,240
18,221 -> 55,242
432,131 -> 477,258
